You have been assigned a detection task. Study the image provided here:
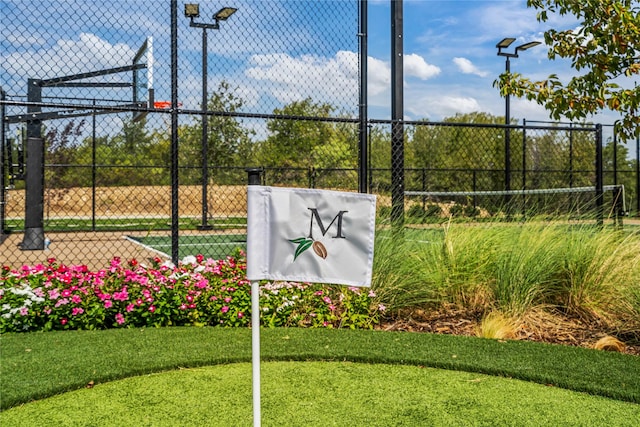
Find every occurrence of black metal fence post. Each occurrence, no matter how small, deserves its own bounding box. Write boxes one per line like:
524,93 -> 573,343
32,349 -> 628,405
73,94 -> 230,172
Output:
595,124 -> 604,226
247,168 -> 263,186
636,134 -> 639,217
390,0 -> 404,230
170,0 -> 179,264
358,0 -> 368,194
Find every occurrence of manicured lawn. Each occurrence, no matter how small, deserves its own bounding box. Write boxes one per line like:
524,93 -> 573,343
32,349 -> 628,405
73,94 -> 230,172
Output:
0,327 -> 640,422
2,361 -> 639,426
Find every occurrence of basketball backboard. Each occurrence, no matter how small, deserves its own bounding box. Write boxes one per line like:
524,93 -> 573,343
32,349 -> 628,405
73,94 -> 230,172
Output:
132,37 -> 154,121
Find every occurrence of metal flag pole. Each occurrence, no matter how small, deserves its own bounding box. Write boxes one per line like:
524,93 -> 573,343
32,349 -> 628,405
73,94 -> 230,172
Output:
247,168 -> 262,427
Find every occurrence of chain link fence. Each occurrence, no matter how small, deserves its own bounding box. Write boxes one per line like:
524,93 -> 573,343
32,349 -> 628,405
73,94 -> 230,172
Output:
2,0 -> 636,269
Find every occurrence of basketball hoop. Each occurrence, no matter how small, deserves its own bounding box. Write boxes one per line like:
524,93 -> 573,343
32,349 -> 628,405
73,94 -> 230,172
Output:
153,101 -> 182,109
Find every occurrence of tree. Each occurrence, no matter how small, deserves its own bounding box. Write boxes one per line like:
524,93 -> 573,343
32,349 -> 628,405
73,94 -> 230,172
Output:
179,81 -> 255,185
497,0 -> 640,139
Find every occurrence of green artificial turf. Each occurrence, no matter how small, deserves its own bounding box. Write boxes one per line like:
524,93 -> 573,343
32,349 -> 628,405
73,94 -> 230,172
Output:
2,362 -> 639,427
1,327 -> 639,413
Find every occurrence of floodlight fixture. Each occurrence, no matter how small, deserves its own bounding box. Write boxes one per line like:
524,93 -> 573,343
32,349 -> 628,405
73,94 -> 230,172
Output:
497,37 -> 541,58
496,37 -> 516,49
516,41 -> 542,52
214,7 -> 237,21
184,3 -> 200,18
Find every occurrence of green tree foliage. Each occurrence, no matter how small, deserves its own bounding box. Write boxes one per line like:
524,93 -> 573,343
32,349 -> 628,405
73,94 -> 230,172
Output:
497,0 -> 640,140
255,98 -> 357,187
44,120 -> 86,189
409,113 -> 506,193
179,81 -> 255,185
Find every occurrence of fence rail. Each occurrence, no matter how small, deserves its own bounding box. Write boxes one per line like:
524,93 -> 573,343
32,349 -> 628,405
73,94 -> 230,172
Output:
2,0 -> 638,269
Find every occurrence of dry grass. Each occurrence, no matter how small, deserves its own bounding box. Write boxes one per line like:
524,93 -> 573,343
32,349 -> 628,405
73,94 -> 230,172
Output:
592,336 -> 626,353
5,185 -> 249,218
475,311 -> 518,340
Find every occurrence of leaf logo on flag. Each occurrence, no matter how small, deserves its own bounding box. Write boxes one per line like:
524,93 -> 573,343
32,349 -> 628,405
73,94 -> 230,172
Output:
289,237 -> 314,260
288,238 -> 328,260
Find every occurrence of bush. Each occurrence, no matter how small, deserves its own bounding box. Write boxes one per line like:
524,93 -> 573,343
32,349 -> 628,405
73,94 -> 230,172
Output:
0,253 -> 384,333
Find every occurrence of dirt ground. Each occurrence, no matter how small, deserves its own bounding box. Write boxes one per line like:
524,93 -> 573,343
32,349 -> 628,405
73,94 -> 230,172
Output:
1,231 -> 166,271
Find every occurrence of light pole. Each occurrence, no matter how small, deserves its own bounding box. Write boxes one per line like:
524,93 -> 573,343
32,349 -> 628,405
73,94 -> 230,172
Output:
184,4 -> 237,230
496,38 -> 540,208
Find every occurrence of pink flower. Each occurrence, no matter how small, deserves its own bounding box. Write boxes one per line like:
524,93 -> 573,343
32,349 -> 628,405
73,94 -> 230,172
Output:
186,295 -> 194,303
323,296 -> 332,304
20,307 -> 29,316
188,303 -> 196,309
221,306 -> 229,313
126,304 -> 135,312
237,312 -> 244,318
115,313 -> 125,325
60,318 -> 68,325
368,290 -> 376,298
148,305 -> 156,312
48,288 -> 60,300
104,300 -> 113,309
72,307 -> 84,316
224,297 -> 232,303
378,304 -> 386,312
54,298 -> 69,308
113,288 -> 129,301
329,304 -> 336,311
44,308 -> 52,315
72,295 -> 82,304
180,304 -> 188,310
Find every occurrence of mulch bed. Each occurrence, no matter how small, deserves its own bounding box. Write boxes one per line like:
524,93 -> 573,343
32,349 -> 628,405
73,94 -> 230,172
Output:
378,308 -> 640,357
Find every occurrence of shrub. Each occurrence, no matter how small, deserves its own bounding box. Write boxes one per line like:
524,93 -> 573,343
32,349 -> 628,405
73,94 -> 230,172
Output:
0,253 -> 384,333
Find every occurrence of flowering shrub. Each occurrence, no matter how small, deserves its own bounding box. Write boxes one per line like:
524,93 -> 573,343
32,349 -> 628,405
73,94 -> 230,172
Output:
0,252 -> 384,333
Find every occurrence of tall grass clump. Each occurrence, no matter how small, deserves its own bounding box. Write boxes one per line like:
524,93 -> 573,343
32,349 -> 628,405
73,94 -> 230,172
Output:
490,223 -> 565,315
557,226 -> 640,321
372,220 -> 640,338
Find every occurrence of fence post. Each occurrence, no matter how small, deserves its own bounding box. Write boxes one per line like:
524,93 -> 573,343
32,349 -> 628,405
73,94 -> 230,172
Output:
636,134 -> 639,217
247,168 -> 263,186
358,0 -> 368,194
0,87 -> 5,236
170,0 -> 179,264
595,124 -> 603,226
390,0 -> 404,230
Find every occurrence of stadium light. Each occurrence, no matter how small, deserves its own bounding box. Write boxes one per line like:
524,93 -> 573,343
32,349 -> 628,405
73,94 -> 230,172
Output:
184,4 -> 238,230
214,7 -> 237,21
496,37 -> 541,206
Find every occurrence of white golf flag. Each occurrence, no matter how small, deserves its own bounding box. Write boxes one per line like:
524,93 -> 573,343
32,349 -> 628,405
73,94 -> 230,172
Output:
247,186 -> 376,287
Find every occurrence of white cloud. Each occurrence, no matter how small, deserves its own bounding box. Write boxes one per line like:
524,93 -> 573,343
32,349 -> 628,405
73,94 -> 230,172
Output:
244,50 -> 359,107
410,95 -> 481,119
2,33 -> 135,80
404,53 -> 441,80
368,56 -> 390,96
453,57 -> 488,77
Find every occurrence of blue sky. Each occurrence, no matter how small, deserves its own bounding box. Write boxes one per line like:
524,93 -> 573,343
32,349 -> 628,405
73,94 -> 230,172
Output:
365,0 -> 630,126
1,0 -> 637,146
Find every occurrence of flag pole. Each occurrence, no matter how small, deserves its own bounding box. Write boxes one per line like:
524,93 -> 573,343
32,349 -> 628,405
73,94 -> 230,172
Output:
251,280 -> 261,427
246,168 -> 263,427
